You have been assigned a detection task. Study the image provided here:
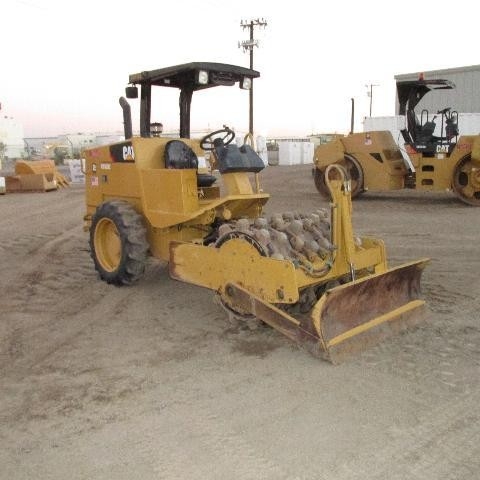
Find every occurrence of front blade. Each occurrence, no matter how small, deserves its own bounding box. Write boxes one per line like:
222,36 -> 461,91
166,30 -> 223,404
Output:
310,259 -> 430,364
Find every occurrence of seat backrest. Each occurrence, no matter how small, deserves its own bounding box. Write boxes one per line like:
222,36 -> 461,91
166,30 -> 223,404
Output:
164,140 -> 199,169
418,120 -> 436,142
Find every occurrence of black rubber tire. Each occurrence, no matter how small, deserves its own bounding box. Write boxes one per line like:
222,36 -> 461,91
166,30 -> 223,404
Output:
89,201 -> 149,285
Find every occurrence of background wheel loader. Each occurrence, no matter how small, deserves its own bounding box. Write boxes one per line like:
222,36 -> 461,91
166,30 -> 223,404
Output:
313,77 -> 480,206
83,62 -> 429,363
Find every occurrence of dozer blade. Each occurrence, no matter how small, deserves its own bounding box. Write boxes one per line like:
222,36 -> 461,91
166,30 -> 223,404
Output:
307,259 -> 430,364
219,259 -> 429,364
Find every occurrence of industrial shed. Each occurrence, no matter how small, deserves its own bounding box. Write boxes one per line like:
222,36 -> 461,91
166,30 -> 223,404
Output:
394,64 -> 480,114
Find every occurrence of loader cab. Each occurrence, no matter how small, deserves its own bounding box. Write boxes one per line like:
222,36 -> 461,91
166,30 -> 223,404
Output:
397,78 -> 458,156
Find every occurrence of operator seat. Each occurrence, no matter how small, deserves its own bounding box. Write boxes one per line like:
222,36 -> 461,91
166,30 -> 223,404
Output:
417,118 -> 436,144
164,140 -> 217,188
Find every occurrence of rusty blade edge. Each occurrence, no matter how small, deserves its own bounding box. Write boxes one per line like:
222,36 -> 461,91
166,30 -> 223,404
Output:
323,301 -> 428,364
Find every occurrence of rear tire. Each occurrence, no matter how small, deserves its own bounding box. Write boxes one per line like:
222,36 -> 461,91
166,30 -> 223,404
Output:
90,201 -> 149,285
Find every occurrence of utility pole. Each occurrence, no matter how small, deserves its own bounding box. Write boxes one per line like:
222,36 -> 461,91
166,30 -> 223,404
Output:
239,18 -> 267,136
365,83 -> 379,117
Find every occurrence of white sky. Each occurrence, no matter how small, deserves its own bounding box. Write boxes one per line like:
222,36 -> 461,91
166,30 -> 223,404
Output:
2,0 -> 479,138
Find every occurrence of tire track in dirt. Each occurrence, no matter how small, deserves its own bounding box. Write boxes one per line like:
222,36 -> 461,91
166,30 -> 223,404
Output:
334,390 -> 480,479
137,398 -> 294,480
1,225 -> 99,316
0,232 -> 59,256
359,297 -> 480,395
0,224 -> 130,376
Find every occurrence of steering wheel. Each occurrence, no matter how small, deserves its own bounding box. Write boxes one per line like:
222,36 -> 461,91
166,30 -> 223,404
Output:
437,107 -> 451,115
200,126 -> 235,151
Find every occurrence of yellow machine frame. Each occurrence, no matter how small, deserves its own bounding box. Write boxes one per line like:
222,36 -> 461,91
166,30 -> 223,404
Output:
83,62 -> 429,363
84,136 -> 269,261
84,134 -> 428,363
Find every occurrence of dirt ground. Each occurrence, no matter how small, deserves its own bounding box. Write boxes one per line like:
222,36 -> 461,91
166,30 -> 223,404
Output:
1,164 -> 479,480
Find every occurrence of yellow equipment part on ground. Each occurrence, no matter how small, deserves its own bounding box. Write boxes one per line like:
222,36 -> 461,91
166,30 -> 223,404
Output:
5,160 -> 70,192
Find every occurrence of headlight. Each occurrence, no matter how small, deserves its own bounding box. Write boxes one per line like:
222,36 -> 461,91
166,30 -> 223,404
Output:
125,85 -> 138,98
240,77 -> 252,90
197,70 -> 209,85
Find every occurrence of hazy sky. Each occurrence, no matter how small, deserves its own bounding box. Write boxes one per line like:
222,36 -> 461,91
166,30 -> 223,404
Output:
2,0 -> 479,138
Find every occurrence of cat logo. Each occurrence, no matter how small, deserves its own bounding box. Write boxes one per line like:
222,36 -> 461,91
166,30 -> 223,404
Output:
109,142 -> 135,163
123,145 -> 135,161
436,144 -> 449,154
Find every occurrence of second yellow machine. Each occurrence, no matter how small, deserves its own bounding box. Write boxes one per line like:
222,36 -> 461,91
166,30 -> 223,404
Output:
83,62 -> 429,363
313,77 -> 480,206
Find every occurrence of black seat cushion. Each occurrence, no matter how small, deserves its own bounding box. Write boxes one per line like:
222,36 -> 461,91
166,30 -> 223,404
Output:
197,173 -> 217,188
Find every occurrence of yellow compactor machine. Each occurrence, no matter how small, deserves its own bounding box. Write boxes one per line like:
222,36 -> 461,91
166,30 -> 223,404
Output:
83,62 -> 429,363
313,77 -> 480,206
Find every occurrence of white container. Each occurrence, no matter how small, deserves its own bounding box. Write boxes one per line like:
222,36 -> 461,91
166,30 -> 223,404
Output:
278,141 -> 303,165
256,135 -> 268,166
301,142 -> 314,164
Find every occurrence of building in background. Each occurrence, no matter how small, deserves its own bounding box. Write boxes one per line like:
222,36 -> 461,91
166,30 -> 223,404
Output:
22,133 -> 124,164
394,64 -> 480,115
366,64 -> 480,146
57,133 -> 98,158
0,115 -> 26,168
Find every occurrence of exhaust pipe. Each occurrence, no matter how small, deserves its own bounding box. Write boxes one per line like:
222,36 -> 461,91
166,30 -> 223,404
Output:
119,96 -> 133,139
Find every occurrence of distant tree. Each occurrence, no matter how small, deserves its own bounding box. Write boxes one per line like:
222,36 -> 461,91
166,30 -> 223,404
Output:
53,146 -> 69,165
0,142 -> 5,166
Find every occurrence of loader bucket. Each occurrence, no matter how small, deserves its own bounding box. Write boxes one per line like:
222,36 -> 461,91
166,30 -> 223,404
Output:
14,160 -> 70,189
305,259 -> 429,364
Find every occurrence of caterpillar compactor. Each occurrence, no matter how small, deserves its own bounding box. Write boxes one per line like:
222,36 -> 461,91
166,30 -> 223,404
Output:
313,77 -> 480,206
83,62 -> 429,363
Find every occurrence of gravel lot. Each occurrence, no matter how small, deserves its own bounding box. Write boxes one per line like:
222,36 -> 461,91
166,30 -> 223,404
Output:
1,164 -> 479,479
